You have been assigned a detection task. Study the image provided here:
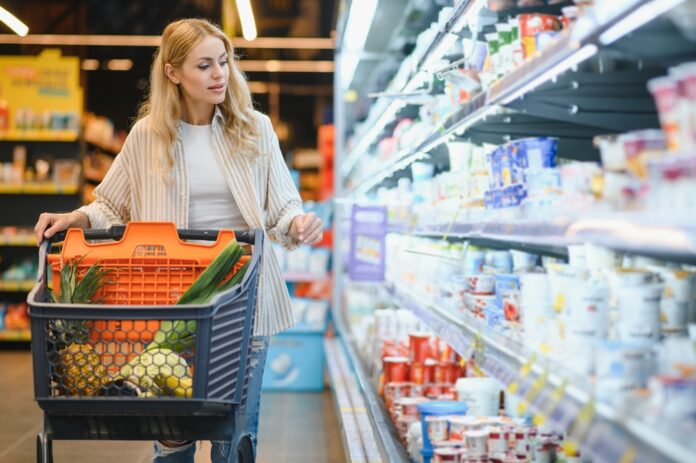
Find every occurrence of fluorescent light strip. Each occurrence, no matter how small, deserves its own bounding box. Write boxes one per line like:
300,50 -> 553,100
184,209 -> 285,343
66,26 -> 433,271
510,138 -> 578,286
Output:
0,6 -> 28,36
599,0 -> 685,45
235,0 -> 257,41
341,0 -> 379,89
500,44 -> 598,105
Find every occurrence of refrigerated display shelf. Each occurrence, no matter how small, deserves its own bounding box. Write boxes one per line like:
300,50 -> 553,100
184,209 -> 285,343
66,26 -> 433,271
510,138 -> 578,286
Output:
0,329 -> 30,341
341,0 -> 482,177
325,336 -> 408,463
344,0 -> 680,196
388,211 -> 696,263
0,280 -> 35,292
0,237 -> 38,247
0,130 -> 79,142
388,282 -> 695,463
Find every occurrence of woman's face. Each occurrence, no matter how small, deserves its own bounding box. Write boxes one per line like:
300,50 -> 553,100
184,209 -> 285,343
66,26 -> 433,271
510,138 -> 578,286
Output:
168,35 -> 229,108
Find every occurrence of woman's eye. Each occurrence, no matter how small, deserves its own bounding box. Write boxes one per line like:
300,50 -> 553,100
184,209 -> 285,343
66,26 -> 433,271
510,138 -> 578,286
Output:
198,64 -> 209,70
220,60 -> 228,66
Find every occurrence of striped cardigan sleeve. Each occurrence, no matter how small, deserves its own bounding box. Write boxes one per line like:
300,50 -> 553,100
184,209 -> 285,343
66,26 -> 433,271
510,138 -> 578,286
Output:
258,114 -> 304,250
76,126 -> 136,229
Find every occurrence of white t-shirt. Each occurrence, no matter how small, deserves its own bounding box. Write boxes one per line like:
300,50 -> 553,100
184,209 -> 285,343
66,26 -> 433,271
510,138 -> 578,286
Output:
180,120 -> 247,230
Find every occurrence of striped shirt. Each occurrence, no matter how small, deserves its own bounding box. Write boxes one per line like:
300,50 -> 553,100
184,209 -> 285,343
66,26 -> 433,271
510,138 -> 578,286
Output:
77,107 -> 303,335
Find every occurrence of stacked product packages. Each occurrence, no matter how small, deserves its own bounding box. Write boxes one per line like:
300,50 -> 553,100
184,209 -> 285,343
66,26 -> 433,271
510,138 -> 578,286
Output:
385,235 -> 696,446
349,4 -> 581,188
367,307 -> 589,463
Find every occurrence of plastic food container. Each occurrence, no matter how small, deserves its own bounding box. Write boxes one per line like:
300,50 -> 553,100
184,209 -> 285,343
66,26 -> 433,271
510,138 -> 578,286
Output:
648,76 -> 681,151
418,401 -> 469,451
495,274 -> 521,323
466,273 -> 496,294
465,429 -> 490,457
449,416 -> 483,441
426,415 -> 450,444
519,14 -> 562,58
455,377 -> 501,417
410,331 -> 433,363
383,356 -> 410,383
616,284 -> 664,341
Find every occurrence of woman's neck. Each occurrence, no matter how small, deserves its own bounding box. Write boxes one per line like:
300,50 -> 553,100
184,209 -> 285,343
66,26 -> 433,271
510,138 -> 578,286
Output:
180,99 -> 214,125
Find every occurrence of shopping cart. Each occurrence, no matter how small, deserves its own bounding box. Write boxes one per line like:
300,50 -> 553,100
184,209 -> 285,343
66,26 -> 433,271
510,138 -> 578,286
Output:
27,222 -> 263,463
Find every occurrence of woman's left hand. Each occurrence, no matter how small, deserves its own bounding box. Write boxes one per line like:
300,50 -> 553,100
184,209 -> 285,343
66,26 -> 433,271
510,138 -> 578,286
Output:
290,212 -> 323,245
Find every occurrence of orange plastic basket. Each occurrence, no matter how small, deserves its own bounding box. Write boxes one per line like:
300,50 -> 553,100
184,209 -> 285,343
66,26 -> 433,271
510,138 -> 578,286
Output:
47,222 -> 250,348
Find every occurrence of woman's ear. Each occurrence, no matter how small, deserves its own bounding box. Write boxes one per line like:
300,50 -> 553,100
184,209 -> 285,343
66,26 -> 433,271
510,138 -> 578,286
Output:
164,63 -> 180,85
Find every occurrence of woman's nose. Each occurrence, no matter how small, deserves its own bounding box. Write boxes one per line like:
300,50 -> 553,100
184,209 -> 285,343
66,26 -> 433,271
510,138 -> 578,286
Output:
212,63 -> 223,78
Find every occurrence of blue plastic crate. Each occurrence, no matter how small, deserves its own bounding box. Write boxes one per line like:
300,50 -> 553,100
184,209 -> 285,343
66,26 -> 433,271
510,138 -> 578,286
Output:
261,329 -> 325,392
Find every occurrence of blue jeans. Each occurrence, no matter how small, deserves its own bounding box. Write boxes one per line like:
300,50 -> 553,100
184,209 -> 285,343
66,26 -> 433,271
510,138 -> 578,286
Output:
152,336 -> 269,463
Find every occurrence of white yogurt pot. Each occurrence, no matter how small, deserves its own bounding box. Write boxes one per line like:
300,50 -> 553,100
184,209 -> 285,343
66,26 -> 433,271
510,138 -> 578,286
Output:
455,377 -> 501,416
617,284 -> 663,341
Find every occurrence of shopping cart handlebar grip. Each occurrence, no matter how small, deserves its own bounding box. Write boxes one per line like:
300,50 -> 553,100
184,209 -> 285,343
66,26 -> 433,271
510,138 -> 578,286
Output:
46,226 -> 255,245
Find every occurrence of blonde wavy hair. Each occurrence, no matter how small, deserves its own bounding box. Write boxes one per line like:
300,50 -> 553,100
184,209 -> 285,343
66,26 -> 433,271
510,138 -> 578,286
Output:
137,18 -> 259,170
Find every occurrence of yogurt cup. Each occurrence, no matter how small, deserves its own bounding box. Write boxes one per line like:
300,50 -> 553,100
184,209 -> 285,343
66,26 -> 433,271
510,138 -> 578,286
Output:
466,273 -> 496,294
426,415 -> 450,443
616,284 -> 664,341
465,429 -> 490,457
648,75 -> 681,151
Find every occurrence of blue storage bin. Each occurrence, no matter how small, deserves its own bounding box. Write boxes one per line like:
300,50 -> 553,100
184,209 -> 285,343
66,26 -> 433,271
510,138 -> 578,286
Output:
261,329 -> 325,392
421,447 -> 433,463
418,401 -> 468,451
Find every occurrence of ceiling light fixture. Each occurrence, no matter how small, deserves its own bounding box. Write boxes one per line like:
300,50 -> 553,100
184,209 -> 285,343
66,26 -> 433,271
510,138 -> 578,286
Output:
106,59 -> 133,71
81,59 -> 100,71
0,5 -> 28,36
340,0 -> 379,90
235,0 -> 257,41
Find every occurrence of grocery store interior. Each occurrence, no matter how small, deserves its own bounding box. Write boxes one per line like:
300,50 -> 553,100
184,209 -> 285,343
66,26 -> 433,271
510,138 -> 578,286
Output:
1,0 -> 696,462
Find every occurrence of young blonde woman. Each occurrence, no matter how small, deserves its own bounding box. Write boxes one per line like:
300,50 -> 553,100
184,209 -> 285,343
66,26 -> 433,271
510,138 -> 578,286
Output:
34,18 -> 322,463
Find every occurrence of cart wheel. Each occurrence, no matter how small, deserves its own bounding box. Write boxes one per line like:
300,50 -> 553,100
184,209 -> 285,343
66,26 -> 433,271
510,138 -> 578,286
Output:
36,433 -> 53,463
235,435 -> 254,463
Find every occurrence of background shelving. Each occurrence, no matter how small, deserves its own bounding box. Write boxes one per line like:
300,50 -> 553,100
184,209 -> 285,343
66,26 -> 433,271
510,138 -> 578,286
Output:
332,1 -> 696,462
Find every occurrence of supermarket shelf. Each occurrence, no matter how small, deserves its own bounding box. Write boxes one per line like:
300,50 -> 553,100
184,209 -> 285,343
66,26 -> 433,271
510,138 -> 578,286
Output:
0,130 -> 79,142
0,183 -> 79,195
340,0 -> 481,177
0,280 -> 35,292
0,329 -> 30,341
343,0 -> 679,196
0,237 -> 38,247
388,282 -> 695,463
283,272 -> 331,284
325,338 -> 391,463
388,211 -> 696,263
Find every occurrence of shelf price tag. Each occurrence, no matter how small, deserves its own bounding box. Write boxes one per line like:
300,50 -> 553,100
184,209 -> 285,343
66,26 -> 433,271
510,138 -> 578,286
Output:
619,445 -> 637,463
533,378 -> 567,426
470,332 -> 486,377
563,400 -> 596,456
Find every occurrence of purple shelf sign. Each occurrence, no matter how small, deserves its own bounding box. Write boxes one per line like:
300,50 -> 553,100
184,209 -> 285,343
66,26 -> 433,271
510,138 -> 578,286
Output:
348,205 -> 387,282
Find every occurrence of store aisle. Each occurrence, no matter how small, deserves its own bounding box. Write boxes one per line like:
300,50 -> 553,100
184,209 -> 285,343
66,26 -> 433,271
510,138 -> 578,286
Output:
0,351 -> 344,463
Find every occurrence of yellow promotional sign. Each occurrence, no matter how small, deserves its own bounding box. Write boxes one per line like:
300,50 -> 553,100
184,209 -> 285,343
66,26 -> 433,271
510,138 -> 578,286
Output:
0,48 -> 83,141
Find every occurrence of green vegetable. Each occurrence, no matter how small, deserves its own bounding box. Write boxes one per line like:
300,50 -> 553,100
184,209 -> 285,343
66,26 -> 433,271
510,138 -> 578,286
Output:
146,240 -> 249,353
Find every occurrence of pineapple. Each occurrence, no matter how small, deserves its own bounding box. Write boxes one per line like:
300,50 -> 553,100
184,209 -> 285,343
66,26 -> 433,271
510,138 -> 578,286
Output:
47,256 -> 112,382
56,342 -> 109,396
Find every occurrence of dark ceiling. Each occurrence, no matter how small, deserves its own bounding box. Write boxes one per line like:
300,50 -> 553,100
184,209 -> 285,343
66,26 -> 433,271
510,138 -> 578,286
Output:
0,0 -> 337,150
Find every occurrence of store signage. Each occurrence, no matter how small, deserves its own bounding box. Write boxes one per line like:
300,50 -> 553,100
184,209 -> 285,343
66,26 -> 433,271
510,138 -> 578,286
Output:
0,49 -> 83,137
348,205 -> 387,282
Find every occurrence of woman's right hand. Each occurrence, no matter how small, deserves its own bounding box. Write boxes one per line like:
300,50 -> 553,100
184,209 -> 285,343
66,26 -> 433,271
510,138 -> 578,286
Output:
34,211 -> 90,245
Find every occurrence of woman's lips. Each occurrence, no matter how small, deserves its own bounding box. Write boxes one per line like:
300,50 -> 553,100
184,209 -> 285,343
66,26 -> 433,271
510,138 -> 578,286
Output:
209,84 -> 226,93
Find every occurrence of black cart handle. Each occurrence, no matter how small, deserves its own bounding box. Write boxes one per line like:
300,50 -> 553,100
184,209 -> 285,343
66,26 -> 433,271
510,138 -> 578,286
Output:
49,226 -> 255,245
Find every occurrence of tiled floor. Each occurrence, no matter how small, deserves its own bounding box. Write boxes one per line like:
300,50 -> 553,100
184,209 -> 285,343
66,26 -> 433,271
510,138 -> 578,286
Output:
0,351 -> 345,462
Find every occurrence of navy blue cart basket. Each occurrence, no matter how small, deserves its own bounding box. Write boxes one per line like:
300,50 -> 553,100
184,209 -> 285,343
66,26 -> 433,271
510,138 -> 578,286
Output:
27,223 -> 263,463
